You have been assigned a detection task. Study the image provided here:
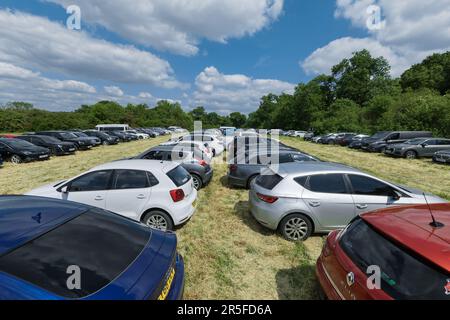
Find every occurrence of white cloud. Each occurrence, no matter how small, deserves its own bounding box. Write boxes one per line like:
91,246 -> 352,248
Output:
46,0 -> 284,56
302,0 -> 450,77
104,86 -> 124,97
191,66 -> 295,114
0,10 -> 184,88
0,62 -> 159,110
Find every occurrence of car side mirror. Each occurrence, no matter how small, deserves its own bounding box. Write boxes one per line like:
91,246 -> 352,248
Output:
390,190 -> 401,201
421,143 -> 427,148
58,185 -> 69,194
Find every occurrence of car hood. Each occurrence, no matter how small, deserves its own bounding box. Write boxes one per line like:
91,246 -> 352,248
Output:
25,181 -> 64,197
396,184 -> 447,202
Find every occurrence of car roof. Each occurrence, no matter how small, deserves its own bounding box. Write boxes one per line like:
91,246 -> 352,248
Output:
91,159 -> 178,173
0,196 -> 88,255
362,203 -> 450,272
273,161 -> 360,177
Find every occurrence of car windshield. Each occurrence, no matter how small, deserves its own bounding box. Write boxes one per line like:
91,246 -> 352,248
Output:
0,209 -> 150,299
60,133 -> 77,139
40,136 -> 61,143
405,138 -> 427,145
340,219 -> 450,300
166,165 -> 191,187
3,139 -> 35,148
74,132 -> 88,137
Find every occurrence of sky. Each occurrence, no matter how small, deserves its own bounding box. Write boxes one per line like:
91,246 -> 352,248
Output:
0,0 -> 449,114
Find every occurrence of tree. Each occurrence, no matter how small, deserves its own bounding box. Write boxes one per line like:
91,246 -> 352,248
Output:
228,112 -> 247,128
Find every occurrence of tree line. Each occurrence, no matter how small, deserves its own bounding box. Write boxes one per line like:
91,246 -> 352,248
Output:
1,50 -> 449,136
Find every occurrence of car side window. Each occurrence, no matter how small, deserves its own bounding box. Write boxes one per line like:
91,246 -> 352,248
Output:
348,174 -> 395,197
437,140 -> 450,146
69,171 -> 112,192
113,170 -> 149,190
424,140 -> 436,145
306,174 -> 348,194
144,151 -> 164,160
387,133 -> 400,140
292,154 -> 311,162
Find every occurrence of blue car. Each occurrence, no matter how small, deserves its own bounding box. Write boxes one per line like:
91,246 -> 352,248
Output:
0,196 -> 185,300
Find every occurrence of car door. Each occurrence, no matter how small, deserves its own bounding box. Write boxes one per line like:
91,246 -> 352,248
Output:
300,174 -> 356,230
0,142 -> 10,158
421,139 -> 440,156
105,170 -> 152,220
346,174 -> 409,215
65,170 -> 112,208
436,139 -> 450,154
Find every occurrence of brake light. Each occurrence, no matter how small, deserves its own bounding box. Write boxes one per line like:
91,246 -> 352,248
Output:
199,160 -> 208,167
170,189 -> 185,202
256,193 -> 278,204
229,164 -> 237,173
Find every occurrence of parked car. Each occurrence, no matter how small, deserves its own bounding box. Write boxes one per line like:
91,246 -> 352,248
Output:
0,195 -> 184,300
361,131 -> 433,153
229,136 -> 297,159
17,135 -> 76,156
304,132 -> 315,141
0,134 -> 17,139
134,145 -> 214,190
384,138 -> 450,159
0,138 -> 51,164
335,133 -> 358,146
0,154 -> 3,167
179,134 -> 224,156
344,134 -> 369,148
36,131 -> 95,150
26,160 -> 197,231
162,141 -> 213,162
228,151 -> 319,188
291,131 -> 307,138
126,130 -> 149,140
311,135 -> 323,143
83,130 -> 119,145
70,132 -> 101,146
106,130 -> 133,142
248,162 -> 446,241
316,203 -> 450,300
433,150 -> 450,164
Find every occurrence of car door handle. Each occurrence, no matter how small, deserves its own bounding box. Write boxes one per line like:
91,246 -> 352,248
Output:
137,194 -> 146,199
94,196 -> 104,201
356,204 -> 368,210
308,201 -> 321,207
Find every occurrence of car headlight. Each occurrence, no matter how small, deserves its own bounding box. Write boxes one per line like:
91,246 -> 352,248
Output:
79,141 -> 85,145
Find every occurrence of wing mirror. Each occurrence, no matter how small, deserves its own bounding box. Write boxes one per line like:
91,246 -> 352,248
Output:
390,190 -> 401,201
58,185 -> 69,194
421,143 -> 427,148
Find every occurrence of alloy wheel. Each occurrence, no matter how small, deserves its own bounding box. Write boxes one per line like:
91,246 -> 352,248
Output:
405,151 -> 417,159
192,176 -> 201,190
10,155 -> 22,164
146,214 -> 168,231
284,217 -> 308,241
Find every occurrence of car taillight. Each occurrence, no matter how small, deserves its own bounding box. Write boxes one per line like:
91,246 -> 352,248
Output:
199,160 -> 208,167
256,193 -> 278,204
170,189 -> 185,202
229,164 -> 237,173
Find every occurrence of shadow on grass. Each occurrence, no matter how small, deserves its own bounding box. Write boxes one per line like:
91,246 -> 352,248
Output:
219,175 -> 248,190
276,264 -> 320,300
232,200 -> 275,237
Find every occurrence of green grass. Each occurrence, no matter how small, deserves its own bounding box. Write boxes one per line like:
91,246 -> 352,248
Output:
1,136 -> 447,300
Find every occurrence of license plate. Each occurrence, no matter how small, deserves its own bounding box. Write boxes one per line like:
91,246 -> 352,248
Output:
69,148 -> 75,152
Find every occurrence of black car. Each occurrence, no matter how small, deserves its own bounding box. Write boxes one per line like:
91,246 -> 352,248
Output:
0,138 -> 51,164
70,132 -> 101,146
36,131 -> 95,150
361,131 -> 433,153
228,151 -> 319,188
335,133 -> 358,146
106,131 -> 132,142
84,130 -> 119,145
17,135 -> 77,156
134,145 -> 213,190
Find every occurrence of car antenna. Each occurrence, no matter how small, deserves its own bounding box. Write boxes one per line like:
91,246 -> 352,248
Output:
423,193 -> 444,228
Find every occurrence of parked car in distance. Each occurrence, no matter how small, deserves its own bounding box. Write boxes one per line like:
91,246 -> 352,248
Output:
17,135 -> 76,156
161,141 -> 213,162
335,133 -> 357,146
26,160 -> 197,232
229,136 -> 297,159
228,151 -> 319,189
311,135 -> 323,143
0,195 -> 184,300
346,135 -> 370,148
83,130 -> 119,145
134,145 -> 213,190
384,138 -> 450,159
433,150 -> 450,164
0,134 -> 17,139
70,132 -> 101,146
249,162 -> 446,241
0,138 -> 51,164
106,130 -> 132,142
179,134 -> 224,156
361,131 -> 433,153
36,131 -> 95,150
126,130 -> 149,140
316,203 -> 450,300
303,132 -> 315,141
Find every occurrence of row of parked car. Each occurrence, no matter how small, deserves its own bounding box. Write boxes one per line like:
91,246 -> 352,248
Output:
0,128 -> 229,299
225,130 -> 449,300
0,127 -> 177,165
306,131 -> 450,164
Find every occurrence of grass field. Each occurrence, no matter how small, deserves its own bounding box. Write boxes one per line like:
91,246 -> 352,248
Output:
0,136 -> 448,300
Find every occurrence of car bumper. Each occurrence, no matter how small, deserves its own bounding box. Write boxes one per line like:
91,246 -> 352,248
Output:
203,169 -> 214,185
23,154 -> 51,162
316,256 -> 343,300
433,155 -> 450,164
172,189 -> 197,226
166,254 -> 185,300
78,145 -> 93,150
248,189 -> 280,230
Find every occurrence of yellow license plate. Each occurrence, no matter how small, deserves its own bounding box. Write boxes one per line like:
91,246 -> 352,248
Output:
158,268 -> 175,300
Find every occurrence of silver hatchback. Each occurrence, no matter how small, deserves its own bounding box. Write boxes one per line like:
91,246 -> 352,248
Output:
249,162 -> 447,241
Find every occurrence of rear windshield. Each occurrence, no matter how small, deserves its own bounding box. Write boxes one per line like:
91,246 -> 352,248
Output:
167,165 -> 191,187
256,174 -> 283,190
340,219 -> 449,300
0,209 -> 150,299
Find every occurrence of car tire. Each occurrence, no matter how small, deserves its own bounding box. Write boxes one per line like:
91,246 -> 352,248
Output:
102,140 -> 109,146
191,174 -> 203,190
143,210 -> 174,232
279,214 -> 313,241
10,154 -> 22,164
405,150 -> 417,160
247,175 -> 259,189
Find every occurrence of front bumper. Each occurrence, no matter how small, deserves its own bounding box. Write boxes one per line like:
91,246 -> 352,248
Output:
433,154 -> 450,164
23,153 -> 51,162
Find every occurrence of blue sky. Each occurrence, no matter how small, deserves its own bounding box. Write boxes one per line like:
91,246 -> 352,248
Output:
0,0 -> 448,113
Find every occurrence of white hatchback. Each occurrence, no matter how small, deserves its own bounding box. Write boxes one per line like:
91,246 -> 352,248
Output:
25,160 -> 197,231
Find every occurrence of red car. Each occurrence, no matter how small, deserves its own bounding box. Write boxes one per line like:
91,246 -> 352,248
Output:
0,134 -> 17,139
316,203 -> 450,300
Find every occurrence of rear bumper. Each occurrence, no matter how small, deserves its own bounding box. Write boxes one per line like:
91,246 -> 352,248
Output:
166,254 -> 185,300
248,190 -> 280,230
315,256 -> 343,300
203,169 -> 214,185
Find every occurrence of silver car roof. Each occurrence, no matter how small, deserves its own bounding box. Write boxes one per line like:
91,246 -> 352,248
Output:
270,162 -> 361,177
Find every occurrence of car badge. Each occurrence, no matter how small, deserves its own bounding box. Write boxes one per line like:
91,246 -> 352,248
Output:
346,272 -> 355,287
445,279 -> 450,295
32,212 -> 42,224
